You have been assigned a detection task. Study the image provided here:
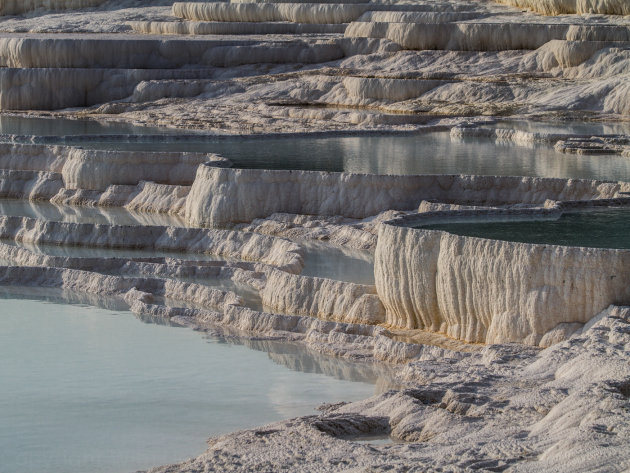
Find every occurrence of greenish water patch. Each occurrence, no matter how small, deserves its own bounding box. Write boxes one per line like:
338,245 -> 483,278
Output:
417,208 -> 630,249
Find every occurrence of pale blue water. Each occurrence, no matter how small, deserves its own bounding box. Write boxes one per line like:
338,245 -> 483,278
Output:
55,133 -> 630,181
2,115 -> 630,181
0,294 -> 386,473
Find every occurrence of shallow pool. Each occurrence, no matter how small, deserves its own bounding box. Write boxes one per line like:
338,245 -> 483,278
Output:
0,199 -> 377,285
0,294 -> 386,473
3,115 -> 630,181
418,208 -> 630,249
56,133 -> 630,182
0,199 -> 188,227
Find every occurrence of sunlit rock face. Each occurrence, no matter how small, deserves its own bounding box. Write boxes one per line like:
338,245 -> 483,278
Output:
0,0 -> 628,128
185,164 -> 629,226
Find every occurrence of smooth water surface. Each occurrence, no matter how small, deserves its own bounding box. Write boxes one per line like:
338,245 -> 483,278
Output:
0,295 -> 386,473
0,115 -> 178,136
419,208 -> 630,249
2,116 -> 629,181
301,242 -> 375,285
0,199 -> 188,227
63,133 -> 630,181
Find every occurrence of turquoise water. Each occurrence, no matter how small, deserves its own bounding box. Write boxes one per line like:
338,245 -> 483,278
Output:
418,208 -> 630,249
0,294 -> 386,473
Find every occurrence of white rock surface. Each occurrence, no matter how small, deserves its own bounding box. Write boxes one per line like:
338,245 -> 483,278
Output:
129,20 -> 347,35
61,148 -> 211,190
496,0 -> 630,15
345,21 -> 630,51
185,164 -> 630,226
261,268 -> 385,324
374,213 -> 630,346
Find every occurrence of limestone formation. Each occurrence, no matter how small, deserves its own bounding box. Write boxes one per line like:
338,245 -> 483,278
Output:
496,0 -> 630,15
0,1 -> 629,472
185,164 -> 630,226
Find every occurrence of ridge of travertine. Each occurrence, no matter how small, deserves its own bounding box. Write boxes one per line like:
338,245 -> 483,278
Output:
495,0 -> 630,15
0,215 -> 304,273
185,164 -> 629,226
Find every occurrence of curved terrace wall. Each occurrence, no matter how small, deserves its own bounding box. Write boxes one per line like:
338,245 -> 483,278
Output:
494,0 -> 630,15
374,205 -> 630,347
185,163 -> 630,227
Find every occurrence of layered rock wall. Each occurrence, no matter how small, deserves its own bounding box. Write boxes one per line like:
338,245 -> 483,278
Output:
0,68 -> 212,110
129,20 -> 346,36
375,211 -> 630,346
345,22 -> 630,50
185,164 -> 630,226
61,148 -> 210,191
260,269 -> 385,325
495,0 -> 630,15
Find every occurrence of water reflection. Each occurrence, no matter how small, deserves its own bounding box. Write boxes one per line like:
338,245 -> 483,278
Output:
0,199 -> 188,227
301,241 -> 375,285
0,291 -> 391,473
1,115 -> 629,181
419,208 -> 630,249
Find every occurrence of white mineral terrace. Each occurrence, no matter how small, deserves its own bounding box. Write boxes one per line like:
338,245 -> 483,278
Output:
0,0 -> 629,472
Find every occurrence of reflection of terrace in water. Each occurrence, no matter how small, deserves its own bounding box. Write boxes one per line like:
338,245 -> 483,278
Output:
0,293 -> 389,473
2,115 -> 630,181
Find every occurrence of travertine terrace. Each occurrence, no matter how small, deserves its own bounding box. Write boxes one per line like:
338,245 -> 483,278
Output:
0,0 -> 629,472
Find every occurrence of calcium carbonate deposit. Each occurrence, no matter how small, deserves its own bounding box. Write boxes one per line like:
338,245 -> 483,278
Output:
0,0 -> 629,472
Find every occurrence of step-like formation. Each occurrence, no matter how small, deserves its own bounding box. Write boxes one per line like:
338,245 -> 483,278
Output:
0,34 -> 348,110
344,21 -> 630,51
495,0 -> 630,15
